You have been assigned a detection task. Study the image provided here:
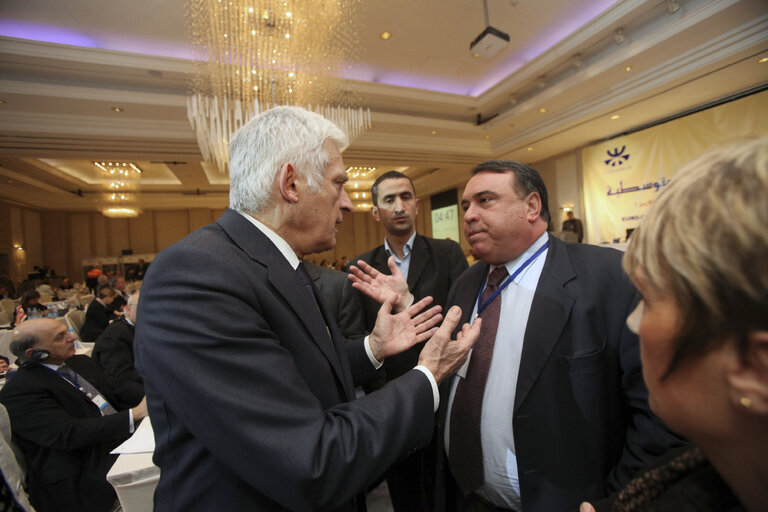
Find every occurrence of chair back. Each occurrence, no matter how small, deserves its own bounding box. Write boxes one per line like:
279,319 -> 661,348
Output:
65,309 -> 87,338
0,299 -> 15,314
0,309 -> 12,325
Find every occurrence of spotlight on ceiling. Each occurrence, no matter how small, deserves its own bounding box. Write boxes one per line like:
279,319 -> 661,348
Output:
614,28 -> 626,45
666,0 -> 680,14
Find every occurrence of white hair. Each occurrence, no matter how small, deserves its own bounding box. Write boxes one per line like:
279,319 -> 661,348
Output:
229,106 -> 348,212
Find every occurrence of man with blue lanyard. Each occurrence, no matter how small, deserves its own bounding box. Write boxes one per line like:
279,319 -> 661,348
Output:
0,318 -> 146,512
350,160 -> 685,511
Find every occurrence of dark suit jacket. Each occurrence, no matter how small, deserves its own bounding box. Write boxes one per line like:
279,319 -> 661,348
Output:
133,208 -> 436,511
0,355 -> 143,512
339,234 -> 468,380
80,299 -> 110,343
304,262 -> 351,326
92,318 -> 143,387
436,235 -> 685,511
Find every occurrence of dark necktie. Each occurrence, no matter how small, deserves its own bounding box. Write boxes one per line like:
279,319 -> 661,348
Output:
296,262 -> 317,301
58,364 -> 118,416
449,265 -> 508,494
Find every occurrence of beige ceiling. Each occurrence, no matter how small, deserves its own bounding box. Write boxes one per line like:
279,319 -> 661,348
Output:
0,0 -> 766,213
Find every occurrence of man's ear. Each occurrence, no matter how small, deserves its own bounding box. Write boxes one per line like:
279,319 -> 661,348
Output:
728,331 -> 768,415
278,163 -> 299,203
414,197 -> 420,217
370,205 -> 381,222
525,192 -> 543,221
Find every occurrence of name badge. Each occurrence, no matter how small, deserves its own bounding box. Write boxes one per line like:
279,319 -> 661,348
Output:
91,394 -> 109,415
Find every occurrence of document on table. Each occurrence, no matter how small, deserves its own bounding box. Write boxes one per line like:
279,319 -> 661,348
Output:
111,417 -> 155,454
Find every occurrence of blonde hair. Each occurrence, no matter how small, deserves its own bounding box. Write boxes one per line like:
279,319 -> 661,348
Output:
623,138 -> 768,374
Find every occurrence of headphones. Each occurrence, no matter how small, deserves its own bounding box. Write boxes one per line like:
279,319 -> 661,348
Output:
18,350 -> 51,367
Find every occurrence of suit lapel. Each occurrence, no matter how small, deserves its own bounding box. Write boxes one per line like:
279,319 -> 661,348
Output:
216,210 -> 348,389
514,235 -> 575,412
406,234 -> 429,290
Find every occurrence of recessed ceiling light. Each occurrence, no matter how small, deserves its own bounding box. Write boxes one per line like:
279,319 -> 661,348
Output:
759,57 -> 768,64
484,135 -> 491,139
625,65 -> 633,72
539,108 -> 547,113
527,147 -> 534,151
471,53 -> 480,58
111,107 -> 123,113
379,31 -> 391,40
610,114 -> 621,120
431,130 -> 437,135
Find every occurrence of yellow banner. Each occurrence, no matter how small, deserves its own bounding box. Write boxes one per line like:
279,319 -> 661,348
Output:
582,91 -> 768,244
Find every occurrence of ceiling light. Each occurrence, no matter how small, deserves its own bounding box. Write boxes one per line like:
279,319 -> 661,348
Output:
485,135 -> 491,139
509,94 -> 518,105
539,108 -> 547,113
379,31 -> 391,40
471,53 -> 480,58
759,57 -> 768,64
111,106 -> 123,113
614,28 -> 626,45
666,0 -> 680,14
571,53 -> 583,69
610,114 -> 621,120
431,130 -> 437,135
527,147 -> 533,151
625,65 -> 633,72
536,76 -> 547,89
103,208 -> 141,218
469,0 -> 510,58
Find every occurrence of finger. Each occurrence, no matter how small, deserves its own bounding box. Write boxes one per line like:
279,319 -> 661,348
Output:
407,296 -> 434,316
411,305 -> 442,327
415,326 -> 439,344
356,259 -> 382,279
377,293 -> 399,316
457,318 -> 482,347
579,503 -> 596,512
348,265 -> 373,284
413,311 -> 443,335
436,306 -> 463,337
387,256 -> 404,277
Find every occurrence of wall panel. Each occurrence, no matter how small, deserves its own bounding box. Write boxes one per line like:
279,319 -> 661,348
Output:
128,213 -> 155,255
154,211 -> 190,252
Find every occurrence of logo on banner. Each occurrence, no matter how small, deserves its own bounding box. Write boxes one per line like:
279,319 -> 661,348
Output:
605,146 -> 630,167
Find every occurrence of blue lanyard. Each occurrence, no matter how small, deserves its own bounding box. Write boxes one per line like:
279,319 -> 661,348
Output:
476,240 -> 550,316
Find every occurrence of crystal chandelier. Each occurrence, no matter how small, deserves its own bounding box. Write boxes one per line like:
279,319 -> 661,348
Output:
95,161 -> 142,218
186,0 -> 371,173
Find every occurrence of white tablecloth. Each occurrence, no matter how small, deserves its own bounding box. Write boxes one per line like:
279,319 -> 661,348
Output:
107,420 -> 160,512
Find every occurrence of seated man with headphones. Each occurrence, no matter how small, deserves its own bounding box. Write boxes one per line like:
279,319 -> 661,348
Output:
0,318 -> 147,512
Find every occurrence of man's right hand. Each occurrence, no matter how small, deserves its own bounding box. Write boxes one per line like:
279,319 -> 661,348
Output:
132,396 -> 148,421
418,306 -> 481,384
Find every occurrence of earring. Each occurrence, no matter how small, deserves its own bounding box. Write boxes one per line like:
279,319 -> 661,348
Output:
740,397 -> 752,408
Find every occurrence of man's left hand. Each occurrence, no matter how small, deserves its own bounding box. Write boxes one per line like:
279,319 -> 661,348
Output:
368,295 -> 442,361
348,256 -> 413,313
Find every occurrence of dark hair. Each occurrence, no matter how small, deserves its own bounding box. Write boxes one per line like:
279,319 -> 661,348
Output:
471,160 -> 551,223
370,171 -> 416,207
20,290 -> 41,312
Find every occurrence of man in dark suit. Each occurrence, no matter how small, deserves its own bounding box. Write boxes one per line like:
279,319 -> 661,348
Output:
304,262 -> 353,326
133,106 -> 480,511
340,171 -> 468,511
561,210 -> 584,243
352,160 -> 685,511
0,318 -> 146,512
93,291 -> 142,386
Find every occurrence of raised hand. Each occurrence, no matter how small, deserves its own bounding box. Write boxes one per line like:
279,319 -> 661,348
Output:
418,306 -> 481,384
348,257 -> 413,314
368,296 -> 443,362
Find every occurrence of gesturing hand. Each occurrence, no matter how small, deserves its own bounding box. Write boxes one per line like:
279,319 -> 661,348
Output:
368,295 -> 443,362
418,306 -> 481,384
348,257 -> 413,314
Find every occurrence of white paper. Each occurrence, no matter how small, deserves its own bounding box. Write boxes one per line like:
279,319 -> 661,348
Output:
111,417 -> 155,454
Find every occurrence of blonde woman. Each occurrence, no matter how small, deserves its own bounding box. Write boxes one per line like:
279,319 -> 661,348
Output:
582,138 -> 768,511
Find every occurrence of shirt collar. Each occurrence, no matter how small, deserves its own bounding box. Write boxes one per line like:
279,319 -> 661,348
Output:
384,230 -> 417,259
237,210 -> 300,270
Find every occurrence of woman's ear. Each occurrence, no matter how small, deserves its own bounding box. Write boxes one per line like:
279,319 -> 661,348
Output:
278,163 -> 299,203
728,331 -> 768,415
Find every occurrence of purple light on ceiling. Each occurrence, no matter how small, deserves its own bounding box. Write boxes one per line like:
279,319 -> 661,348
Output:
0,20 -> 98,48
344,0 -> 619,97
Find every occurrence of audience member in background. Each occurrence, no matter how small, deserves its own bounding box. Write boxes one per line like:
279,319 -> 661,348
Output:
0,285 -> 11,300
80,287 -> 117,343
0,356 -> 9,374
0,273 -> 15,299
93,291 -> 143,387
59,277 -> 73,290
0,318 -> 146,512
136,259 -> 149,281
0,403 -> 35,512
14,290 -> 47,326
85,264 -> 102,293
108,276 -> 129,313
562,210 -> 584,243
95,274 -> 109,293
580,139 -> 768,512
341,170 -> 469,511
35,279 -> 55,299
